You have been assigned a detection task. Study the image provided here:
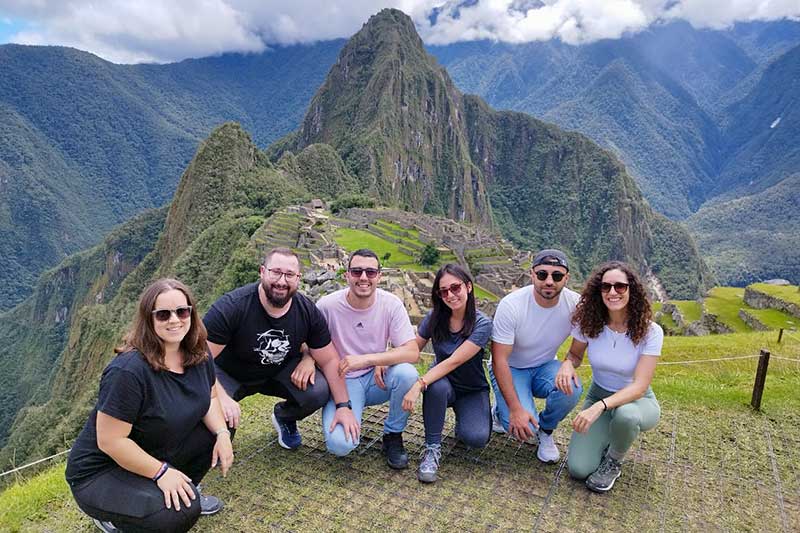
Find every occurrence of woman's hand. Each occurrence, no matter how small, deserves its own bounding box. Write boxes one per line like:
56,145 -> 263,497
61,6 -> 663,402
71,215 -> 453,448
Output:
402,381 -> 422,412
212,433 -> 234,477
555,359 -> 580,395
572,402 -> 605,434
156,467 -> 196,511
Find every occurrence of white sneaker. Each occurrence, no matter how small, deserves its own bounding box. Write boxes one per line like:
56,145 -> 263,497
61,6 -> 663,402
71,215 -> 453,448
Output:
491,408 -> 506,434
536,430 -> 560,463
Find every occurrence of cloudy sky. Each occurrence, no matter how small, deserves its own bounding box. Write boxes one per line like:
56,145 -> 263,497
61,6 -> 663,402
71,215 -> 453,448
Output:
1,0 -> 798,64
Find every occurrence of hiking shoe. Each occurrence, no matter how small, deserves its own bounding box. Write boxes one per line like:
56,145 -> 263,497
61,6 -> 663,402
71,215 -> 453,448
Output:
586,454 -> 623,493
491,408 -> 506,434
196,484 -> 224,515
91,518 -> 118,532
382,432 -> 409,469
271,411 -> 302,449
536,430 -> 560,463
417,444 -> 442,483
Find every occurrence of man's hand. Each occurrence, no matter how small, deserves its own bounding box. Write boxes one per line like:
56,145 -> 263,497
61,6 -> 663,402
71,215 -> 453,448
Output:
219,393 -> 241,429
291,354 -> 316,391
338,355 -> 367,376
572,402 -> 604,434
374,365 -> 387,389
329,406 -> 360,444
211,432 -> 234,477
508,406 -> 538,441
555,359 -> 581,396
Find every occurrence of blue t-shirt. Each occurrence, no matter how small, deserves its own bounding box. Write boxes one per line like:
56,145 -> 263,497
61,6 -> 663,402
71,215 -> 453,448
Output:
418,310 -> 492,392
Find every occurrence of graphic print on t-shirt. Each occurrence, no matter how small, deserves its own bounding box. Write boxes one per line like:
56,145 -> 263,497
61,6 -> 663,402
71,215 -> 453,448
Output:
253,329 -> 291,365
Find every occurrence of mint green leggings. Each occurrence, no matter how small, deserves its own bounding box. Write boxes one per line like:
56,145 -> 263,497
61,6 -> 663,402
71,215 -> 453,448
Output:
567,382 -> 660,480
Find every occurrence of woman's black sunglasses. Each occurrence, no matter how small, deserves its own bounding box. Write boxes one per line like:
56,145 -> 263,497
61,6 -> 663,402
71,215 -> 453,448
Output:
600,282 -> 629,294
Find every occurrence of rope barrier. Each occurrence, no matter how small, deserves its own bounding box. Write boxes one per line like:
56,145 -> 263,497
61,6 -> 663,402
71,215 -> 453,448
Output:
0,448 -> 71,478
656,354 -> 762,365
771,356 -> 800,363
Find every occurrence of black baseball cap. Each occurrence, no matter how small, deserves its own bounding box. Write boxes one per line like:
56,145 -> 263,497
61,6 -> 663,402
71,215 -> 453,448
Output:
532,249 -> 569,271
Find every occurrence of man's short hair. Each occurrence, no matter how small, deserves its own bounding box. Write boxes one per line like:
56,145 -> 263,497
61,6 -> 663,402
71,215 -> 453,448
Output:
347,248 -> 380,269
263,247 -> 300,267
532,249 -> 569,272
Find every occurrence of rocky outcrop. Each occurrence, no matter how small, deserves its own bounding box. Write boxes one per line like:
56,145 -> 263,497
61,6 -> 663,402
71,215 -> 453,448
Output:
738,309 -> 769,331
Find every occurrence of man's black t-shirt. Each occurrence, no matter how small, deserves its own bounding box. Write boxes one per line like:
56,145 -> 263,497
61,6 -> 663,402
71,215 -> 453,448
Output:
65,350 -> 215,487
203,283 -> 331,383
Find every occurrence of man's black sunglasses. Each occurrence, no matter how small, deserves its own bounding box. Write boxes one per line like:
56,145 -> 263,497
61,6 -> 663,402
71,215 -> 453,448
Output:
348,267 -> 380,279
534,270 -> 566,282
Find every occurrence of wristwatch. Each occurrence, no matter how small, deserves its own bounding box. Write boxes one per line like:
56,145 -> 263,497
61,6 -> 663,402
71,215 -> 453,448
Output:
335,401 -> 352,410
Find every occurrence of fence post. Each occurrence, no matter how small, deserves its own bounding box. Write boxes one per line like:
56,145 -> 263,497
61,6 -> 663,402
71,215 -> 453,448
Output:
751,349 -> 771,411
777,328 -> 784,343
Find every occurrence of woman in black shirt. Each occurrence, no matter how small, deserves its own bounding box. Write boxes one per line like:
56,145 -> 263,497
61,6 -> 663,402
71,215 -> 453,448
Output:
66,279 -> 233,532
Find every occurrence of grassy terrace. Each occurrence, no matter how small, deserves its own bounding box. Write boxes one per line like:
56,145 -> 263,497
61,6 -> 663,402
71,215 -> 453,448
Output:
749,283 -> 800,306
4,332 -> 800,532
671,300 -> 702,323
704,287 -> 750,332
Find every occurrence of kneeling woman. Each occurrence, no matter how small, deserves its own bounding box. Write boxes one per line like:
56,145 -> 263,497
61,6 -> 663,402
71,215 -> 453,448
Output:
556,262 -> 662,493
66,279 -> 233,532
402,264 -> 492,483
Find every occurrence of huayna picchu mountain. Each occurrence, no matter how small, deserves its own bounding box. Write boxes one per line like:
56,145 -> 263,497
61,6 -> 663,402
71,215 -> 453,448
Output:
0,8 -> 711,468
271,9 -> 712,297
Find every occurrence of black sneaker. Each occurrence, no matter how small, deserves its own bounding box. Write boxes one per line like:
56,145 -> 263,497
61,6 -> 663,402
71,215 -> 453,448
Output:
91,518 -> 118,532
585,454 -> 623,493
271,411 -> 302,450
381,432 -> 409,469
197,484 -> 224,515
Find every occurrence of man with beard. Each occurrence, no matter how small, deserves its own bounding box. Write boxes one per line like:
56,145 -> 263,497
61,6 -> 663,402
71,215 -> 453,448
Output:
204,247 -> 358,450
316,249 -> 419,469
490,249 -> 583,463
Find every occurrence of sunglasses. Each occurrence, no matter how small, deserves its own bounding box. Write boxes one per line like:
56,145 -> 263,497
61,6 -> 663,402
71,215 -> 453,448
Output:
534,270 -> 566,282
152,306 -> 192,322
437,282 -> 464,298
348,267 -> 380,279
600,282 -> 629,294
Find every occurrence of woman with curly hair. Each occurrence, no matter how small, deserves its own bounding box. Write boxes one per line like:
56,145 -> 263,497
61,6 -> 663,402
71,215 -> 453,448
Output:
555,261 -> 662,493
402,264 -> 492,483
66,279 -> 233,532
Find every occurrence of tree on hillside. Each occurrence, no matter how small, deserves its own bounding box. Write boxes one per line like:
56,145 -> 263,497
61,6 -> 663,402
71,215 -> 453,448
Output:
419,243 -> 440,267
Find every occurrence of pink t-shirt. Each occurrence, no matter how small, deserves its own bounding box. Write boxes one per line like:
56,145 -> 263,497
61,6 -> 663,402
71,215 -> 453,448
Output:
316,288 -> 416,378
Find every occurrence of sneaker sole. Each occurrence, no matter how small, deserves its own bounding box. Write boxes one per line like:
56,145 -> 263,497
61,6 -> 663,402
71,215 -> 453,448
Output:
271,413 -> 300,450
386,458 -> 409,470
200,501 -> 224,515
417,472 -> 437,483
536,448 -> 560,464
586,472 -> 621,493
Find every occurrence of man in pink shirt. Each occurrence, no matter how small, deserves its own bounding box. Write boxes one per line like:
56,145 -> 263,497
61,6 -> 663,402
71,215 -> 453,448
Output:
316,249 -> 420,469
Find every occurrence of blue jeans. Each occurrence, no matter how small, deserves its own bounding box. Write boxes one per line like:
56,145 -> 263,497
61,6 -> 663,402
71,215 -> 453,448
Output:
323,363 -> 418,456
489,359 -> 582,432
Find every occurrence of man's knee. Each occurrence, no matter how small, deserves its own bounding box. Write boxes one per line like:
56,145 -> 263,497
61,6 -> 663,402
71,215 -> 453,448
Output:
326,431 -> 359,457
305,374 -> 331,410
140,495 -> 201,532
388,363 -> 418,389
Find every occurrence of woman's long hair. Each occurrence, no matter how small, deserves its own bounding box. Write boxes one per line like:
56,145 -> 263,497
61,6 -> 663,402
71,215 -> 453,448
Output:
429,264 -> 477,343
116,278 -> 208,371
572,261 -> 652,345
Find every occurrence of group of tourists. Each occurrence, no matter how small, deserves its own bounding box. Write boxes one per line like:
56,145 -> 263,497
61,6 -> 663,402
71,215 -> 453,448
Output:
66,246 -> 663,532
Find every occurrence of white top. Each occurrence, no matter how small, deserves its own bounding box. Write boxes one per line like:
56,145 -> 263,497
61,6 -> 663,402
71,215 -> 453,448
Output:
316,288 -> 416,379
491,285 -> 580,369
571,321 -> 663,392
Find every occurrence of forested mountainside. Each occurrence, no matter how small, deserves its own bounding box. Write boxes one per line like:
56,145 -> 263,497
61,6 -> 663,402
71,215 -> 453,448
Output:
0,9 -> 712,468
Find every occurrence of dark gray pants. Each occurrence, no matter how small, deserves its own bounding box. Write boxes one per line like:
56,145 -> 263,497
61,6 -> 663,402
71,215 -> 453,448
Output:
422,376 -> 491,448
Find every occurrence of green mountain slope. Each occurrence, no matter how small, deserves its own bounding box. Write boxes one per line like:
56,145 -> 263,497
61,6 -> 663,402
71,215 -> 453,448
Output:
275,9 -> 712,297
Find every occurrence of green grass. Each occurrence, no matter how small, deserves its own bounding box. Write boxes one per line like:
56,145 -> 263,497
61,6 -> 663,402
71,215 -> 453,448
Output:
472,284 -> 498,302
0,463 -> 76,531
333,228 -> 424,270
672,300 -> 702,323
749,283 -> 800,306
704,286 -> 751,332
747,308 -> 798,330
374,219 -> 422,240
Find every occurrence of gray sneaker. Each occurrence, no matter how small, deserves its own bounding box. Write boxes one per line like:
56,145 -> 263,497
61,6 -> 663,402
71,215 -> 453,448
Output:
91,518 -> 118,532
417,444 -> 442,483
197,484 -> 224,515
585,454 -> 623,493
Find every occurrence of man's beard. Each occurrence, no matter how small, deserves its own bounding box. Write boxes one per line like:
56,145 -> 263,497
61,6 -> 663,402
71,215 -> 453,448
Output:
535,284 -> 563,300
262,279 -> 295,307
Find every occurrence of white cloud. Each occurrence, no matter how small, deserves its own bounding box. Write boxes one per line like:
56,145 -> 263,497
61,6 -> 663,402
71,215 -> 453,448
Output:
0,0 -> 798,63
